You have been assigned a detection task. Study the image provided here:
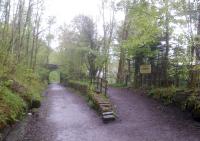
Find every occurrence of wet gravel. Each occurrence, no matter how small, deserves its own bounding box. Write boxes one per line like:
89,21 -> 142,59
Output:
6,84 -> 200,141
108,88 -> 200,141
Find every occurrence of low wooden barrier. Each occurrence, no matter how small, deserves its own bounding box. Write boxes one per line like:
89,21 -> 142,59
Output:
93,77 -> 108,95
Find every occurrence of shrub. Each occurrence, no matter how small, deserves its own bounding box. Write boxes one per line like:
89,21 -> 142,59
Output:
0,87 -> 26,129
68,80 -> 89,95
185,94 -> 197,112
109,83 -> 127,88
149,87 -> 200,121
149,86 -> 177,105
0,67 -> 46,130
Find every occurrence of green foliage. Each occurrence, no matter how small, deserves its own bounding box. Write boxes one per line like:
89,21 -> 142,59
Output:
68,80 -> 90,94
0,65 -> 47,129
109,83 -> 127,88
56,46 -> 88,80
68,80 -> 113,114
36,67 -> 50,83
186,94 -> 197,112
124,1 -> 161,58
149,86 -> 177,105
49,71 -> 60,83
148,87 -> 200,120
0,87 -> 26,128
190,95 -> 200,120
0,0 -> 49,129
56,15 -> 109,81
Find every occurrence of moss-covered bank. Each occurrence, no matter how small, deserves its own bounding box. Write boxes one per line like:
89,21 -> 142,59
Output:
0,75 -> 46,131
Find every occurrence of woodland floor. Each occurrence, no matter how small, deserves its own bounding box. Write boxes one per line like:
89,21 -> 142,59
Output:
5,84 -> 200,141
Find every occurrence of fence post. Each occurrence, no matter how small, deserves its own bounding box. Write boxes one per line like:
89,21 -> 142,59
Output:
100,78 -> 102,93
105,80 -> 108,95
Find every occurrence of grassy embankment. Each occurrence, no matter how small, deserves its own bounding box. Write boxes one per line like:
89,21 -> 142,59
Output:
149,87 -> 200,121
0,68 -> 47,130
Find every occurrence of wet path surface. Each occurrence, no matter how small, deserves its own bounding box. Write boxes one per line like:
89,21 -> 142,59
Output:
19,84 -> 200,141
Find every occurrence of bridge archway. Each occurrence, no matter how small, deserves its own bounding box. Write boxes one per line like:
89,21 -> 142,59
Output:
45,64 -> 60,84
49,71 -> 60,83
42,64 -> 67,84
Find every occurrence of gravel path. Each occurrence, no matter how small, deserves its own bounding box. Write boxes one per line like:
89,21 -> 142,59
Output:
20,84 -> 200,141
108,88 -> 200,141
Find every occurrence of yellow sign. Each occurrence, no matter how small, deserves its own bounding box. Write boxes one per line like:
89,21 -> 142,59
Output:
140,65 -> 151,74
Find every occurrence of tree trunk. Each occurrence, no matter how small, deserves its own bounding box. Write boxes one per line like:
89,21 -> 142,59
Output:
163,0 -> 170,86
117,11 -> 129,84
117,47 -> 125,83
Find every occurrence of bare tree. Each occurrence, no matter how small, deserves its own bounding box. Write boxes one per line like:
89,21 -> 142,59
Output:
46,16 -> 55,64
100,0 -> 116,80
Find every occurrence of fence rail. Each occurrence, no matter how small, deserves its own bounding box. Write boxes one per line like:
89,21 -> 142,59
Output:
93,77 -> 108,95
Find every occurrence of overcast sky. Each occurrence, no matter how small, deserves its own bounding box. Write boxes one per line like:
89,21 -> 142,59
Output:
43,0 -> 101,48
43,0 -> 123,48
44,0 -> 101,25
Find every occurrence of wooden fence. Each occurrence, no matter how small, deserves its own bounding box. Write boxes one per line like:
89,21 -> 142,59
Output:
93,77 -> 108,95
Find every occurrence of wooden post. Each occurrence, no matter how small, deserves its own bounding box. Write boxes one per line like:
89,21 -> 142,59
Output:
96,77 -> 99,91
105,80 -> 108,95
100,78 -> 103,93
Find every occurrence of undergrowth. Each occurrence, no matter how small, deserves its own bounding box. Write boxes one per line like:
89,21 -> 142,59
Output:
0,87 -> 26,129
109,83 -> 127,88
148,86 -> 200,121
0,66 -> 47,130
148,86 -> 177,105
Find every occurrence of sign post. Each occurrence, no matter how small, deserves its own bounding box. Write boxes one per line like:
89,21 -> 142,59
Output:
140,65 -> 151,74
